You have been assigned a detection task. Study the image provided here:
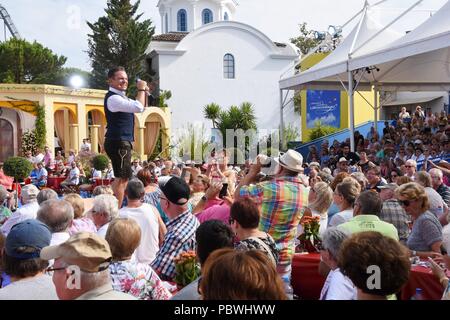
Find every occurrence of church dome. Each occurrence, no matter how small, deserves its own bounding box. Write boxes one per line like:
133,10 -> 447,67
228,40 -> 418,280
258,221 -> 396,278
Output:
157,0 -> 238,33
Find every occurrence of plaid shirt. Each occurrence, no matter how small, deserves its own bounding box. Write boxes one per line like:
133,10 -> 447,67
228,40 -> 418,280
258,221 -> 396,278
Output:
380,199 -> 410,243
151,211 -> 199,281
239,176 -> 308,271
436,183 -> 450,206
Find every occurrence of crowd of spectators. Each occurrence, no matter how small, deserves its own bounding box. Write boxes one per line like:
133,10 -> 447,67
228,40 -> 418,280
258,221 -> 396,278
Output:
0,107 -> 450,300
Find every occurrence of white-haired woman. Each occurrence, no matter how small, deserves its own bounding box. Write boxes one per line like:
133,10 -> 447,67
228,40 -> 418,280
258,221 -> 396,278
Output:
319,227 -> 356,300
300,182 -> 333,237
90,194 -> 119,238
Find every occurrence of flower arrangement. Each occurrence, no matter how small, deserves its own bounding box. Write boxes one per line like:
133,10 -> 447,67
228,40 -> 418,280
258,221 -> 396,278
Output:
296,215 -> 322,253
173,250 -> 200,288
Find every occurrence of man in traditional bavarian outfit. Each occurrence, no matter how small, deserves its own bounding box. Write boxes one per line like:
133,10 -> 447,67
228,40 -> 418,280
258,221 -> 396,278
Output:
103,66 -> 150,208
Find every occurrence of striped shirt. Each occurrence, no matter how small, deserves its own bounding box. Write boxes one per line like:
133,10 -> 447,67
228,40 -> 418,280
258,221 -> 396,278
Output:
239,177 -> 308,271
379,199 -> 410,244
151,211 -> 199,281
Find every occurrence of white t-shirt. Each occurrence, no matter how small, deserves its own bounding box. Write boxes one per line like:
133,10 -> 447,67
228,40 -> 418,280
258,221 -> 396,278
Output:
68,167 -> 80,185
119,204 -> 160,264
320,268 -> 357,300
328,209 -> 354,227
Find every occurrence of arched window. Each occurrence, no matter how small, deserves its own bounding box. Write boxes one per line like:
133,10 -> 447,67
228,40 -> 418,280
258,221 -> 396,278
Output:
202,9 -> 213,25
165,13 -> 169,33
224,12 -> 229,21
223,54 -> 235,79
177,9 -> 187,31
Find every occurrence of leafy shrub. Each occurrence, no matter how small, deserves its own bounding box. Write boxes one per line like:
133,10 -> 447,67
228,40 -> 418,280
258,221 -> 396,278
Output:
3,157 -> 33,181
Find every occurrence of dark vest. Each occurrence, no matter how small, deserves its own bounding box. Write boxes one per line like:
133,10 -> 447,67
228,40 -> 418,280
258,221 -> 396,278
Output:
104,91 -> 135,141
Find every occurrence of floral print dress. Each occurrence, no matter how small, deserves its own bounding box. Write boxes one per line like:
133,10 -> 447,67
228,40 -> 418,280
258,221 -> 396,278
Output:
109,260 -> 172,300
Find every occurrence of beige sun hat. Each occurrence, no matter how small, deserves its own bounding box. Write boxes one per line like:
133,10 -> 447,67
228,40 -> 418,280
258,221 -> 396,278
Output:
273,149 -> 303,173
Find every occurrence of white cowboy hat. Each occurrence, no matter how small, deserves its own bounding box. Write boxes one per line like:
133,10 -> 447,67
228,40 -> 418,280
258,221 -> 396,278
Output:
273,149 -> 303,173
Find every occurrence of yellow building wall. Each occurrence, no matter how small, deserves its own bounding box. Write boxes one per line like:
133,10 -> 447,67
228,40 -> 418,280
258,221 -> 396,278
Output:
299,54 -> 376,142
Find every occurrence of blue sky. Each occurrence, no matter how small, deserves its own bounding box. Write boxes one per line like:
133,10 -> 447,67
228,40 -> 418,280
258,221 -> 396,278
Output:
1,0 -> 447,71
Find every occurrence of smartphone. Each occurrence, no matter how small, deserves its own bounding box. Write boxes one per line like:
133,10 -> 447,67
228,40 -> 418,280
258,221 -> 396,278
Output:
219,183 -> 228,199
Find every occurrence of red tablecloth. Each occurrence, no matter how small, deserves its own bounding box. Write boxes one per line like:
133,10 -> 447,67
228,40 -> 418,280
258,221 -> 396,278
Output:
94,178 -> 113,187
291,253 -> 326,300
47,177 -> 66,190
291,253 -> 446,300
401,265 -> 447,300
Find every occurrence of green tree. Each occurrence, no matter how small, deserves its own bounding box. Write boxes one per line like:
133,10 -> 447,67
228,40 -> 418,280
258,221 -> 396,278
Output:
290,22 -> 321,56
203,103 -> 221,128
216,102 -> 257,139
0,38 -> 66,84
309,120 -> 339,141
87,0 -> 155,90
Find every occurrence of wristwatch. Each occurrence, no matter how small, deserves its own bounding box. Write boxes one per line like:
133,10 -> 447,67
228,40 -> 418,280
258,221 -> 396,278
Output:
201,195 -> 208,202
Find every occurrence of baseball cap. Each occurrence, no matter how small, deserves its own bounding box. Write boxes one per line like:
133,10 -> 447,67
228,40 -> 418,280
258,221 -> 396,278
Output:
339,157 -> 348,163
414,139 -> 422,144
158,175 -> 190,205
5,220 -> 51,260
21,184 -> 39,200
377,183 -> 398,190
40,232 -> 112,273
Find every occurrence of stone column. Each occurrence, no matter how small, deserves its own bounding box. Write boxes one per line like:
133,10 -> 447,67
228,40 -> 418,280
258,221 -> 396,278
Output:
161,127 -> 170,159
89,125 -> 101,153
43,102 -> 55,153
69,124 -> 79,152
77,103 -> 87,152
138,127 -> 146,160
191,1 -> 197,31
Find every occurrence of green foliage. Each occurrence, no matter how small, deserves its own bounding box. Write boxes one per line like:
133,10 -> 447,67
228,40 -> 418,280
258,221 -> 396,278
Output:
293,91 -> 301,114
87,0 -> 155,90
0,38 -> 67,84
309,120 -> 339,141
216,102 -> 257,139
203,103 -> 221,128
159,90 -> 172,108
34,105 -> 46,150
290,22 -> 321,56
3,157 -> 33,180
173,123 -> 209,161
258,124 -> 300,155
21,130 -> 38,155
92,154 -> 110,171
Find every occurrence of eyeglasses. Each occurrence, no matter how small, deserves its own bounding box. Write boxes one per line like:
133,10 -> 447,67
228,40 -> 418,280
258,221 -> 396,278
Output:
45,266 -> 67,274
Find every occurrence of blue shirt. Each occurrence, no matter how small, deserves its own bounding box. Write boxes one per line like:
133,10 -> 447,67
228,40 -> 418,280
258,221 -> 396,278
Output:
407,211 -> 442,252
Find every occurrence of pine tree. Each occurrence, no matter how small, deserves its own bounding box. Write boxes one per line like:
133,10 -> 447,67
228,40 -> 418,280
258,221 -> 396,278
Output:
87,0 -> 155,90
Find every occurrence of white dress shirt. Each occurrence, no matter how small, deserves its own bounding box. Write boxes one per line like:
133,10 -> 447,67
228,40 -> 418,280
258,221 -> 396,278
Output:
106,87 -> 144,113
320,268 -> 357,300
1,201 -> 40,235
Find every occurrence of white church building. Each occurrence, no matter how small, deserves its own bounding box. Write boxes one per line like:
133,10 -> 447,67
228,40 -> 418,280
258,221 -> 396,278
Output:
148,0 -> 300,133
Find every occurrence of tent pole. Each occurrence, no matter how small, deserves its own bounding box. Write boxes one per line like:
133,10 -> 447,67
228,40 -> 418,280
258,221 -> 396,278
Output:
374,86 -> 378,137
280,89 -> 285,151
348,70 -> 355,152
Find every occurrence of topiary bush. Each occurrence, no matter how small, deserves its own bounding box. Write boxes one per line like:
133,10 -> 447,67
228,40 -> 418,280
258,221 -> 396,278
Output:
92,154 -> 109,171
3,157 -> 34,181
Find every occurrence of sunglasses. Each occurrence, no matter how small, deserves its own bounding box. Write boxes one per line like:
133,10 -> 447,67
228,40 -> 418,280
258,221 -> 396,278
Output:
399,199 -> 413,207
405,165 -> 413,168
